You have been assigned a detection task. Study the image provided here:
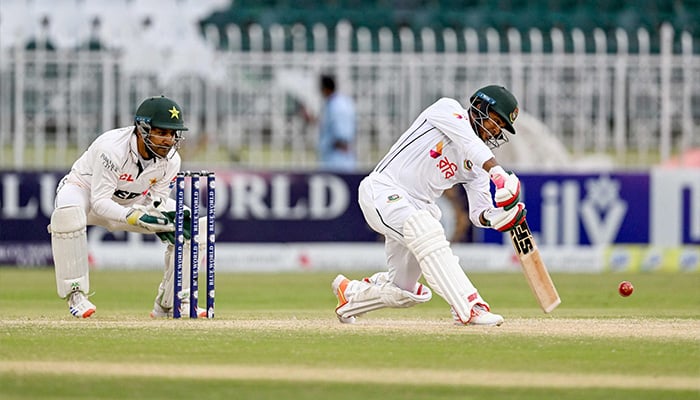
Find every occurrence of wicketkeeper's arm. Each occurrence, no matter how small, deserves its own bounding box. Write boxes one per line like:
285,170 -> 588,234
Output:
125,204 -> 174,233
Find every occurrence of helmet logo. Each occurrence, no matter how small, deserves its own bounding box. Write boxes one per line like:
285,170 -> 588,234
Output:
476,92 -> 496,104
168,106 -> 181,120
510,107 -> 519,123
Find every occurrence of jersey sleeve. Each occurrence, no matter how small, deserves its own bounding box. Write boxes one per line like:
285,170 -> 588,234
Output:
89,146 -> 132,222
462,168 -> 494,228
426,98 -> 494,169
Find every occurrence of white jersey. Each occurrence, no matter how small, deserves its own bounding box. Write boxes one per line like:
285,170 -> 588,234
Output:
371,97 -> 495,227
61,126 -> 181,223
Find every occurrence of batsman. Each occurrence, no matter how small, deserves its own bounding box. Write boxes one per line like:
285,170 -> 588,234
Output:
49,95 -> 207,318
333,85 -> 525,326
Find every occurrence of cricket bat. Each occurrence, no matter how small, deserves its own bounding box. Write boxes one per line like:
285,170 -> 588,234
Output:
509,219 -> 561,313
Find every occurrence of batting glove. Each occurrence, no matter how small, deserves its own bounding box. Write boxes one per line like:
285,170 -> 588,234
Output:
483,203 -> 527,232
490,165 -> 521,210
126,205 -> 174,233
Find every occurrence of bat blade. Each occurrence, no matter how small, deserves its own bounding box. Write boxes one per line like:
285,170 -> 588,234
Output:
509,220 -> 561,313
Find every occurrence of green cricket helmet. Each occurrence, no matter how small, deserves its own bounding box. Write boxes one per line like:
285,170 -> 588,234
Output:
134,96 -> 187,159
134,95 -> 188,131
468,85 -> 519,148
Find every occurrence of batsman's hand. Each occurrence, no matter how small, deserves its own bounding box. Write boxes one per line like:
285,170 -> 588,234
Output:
483,203 -> 527,232
490,165 -> 521,210
126,205 -> 174,233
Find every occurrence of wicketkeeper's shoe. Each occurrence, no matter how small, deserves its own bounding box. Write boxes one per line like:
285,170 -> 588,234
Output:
68,291 -> 96,318
150,303 -> 207,318
332,274 -> 356,324
150,302 -> 173,318
467,303 -> 504,326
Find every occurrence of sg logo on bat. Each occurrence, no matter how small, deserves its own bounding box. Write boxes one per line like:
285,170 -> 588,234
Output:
510,222 -> 534,256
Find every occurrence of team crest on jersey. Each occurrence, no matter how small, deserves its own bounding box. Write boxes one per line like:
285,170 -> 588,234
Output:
464,159 -> 473,170
430,141 -> 443,159
387,194 -> 401,203
150,178 -> 158,185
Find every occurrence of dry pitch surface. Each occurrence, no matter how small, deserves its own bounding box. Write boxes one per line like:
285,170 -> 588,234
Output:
2,317 -> 699,391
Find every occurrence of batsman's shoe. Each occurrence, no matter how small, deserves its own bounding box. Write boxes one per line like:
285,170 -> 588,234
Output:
150,303 -> 207,318
68,291 -> 96,319
332,274 -> 356,324
451,304 -> 503,326
462,303 -> 504,326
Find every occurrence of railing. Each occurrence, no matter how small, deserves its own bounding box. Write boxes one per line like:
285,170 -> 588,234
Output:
1,22 -> 697,170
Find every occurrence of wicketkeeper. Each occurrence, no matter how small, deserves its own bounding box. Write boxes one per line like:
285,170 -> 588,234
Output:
333,85 -> 526,326
49,95 -> 206,318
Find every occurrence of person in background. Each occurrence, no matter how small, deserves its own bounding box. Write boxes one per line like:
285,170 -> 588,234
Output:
317,74 -> 357,172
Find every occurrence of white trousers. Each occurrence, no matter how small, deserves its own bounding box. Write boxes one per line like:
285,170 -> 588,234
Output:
357,173 -> 442,292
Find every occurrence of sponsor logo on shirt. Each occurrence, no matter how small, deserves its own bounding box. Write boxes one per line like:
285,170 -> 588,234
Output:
113,190 -> 141,200
453,112 -> 466,120
437,157 -> 458,179
430,141 -> 443,159
100,153 -> 118,173
464,159 -> 473,170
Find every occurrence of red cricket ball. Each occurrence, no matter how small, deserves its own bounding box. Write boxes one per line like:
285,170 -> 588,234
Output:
618,281 -> 634,297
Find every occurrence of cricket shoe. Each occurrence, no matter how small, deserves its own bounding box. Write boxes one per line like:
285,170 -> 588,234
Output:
150,303 -> 207,318
68,291 -> 96,318
451,304 -> 504,326
332,274 -> 356,324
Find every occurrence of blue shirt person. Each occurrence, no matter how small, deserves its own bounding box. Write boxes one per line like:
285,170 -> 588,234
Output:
317,75 -> 357,171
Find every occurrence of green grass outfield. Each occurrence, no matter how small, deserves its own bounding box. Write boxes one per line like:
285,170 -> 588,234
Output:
1,268 -> 698,400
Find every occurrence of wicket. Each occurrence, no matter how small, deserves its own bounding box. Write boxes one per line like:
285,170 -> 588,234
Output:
173,170 -> 216,319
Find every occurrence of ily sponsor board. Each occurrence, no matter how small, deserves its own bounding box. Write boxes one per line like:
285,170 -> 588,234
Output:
481,171 -> 699,246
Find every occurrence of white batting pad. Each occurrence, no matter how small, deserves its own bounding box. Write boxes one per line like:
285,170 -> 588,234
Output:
155,217 -> 207,310
403,210 -> 484,323
336,278 -> 432,320
50,205 -> 90,298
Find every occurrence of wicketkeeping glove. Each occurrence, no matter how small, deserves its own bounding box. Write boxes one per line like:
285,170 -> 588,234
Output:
490,165 -> 521,210
155,209 -> 191,245
483,203 -> 527,232
126,205 -> 174,233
